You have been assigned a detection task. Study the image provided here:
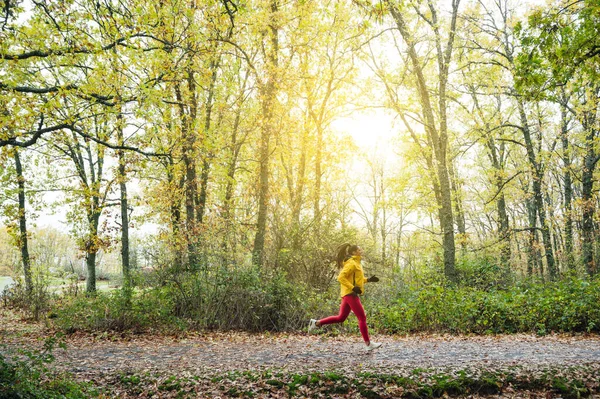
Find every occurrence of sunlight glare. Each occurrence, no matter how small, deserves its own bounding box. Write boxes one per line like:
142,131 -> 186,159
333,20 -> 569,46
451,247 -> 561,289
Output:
333,109 -> 397,152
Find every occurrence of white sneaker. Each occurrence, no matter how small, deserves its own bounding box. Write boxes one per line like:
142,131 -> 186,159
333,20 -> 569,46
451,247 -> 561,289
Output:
365,342 -> 382,351
308,319 -> 318,333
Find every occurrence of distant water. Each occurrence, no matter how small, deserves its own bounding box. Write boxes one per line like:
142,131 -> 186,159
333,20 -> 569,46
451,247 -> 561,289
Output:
0,276 -> 14,294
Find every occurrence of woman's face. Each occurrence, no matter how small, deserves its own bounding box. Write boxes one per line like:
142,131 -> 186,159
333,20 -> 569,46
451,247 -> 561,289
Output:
354,246 -> 363,256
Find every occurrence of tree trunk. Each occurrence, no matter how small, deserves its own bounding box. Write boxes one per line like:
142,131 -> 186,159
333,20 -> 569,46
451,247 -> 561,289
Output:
386,0 -> 458,282
165,156 -> 183,270
517,101 -> 556,279
381,206 -> 387,263
222,96 -> 246,262
85,207 -> 101,293
117,111 -> 131,298
198,58 -> 220,224
471,92 -> 511,267
439,165 -> 457,282
13,149 -> 33,296
526,193 -> 539,277
175,75 -> 198,268
560,99 -> 574,271
252,0 -> 279,266
582,141 -> 596,275
395,223 -> 402,268
86,251 -> 97,293
488,135 -> 511,268
448,158 -> 466,249
224,108 -> 243,223
292,123 -> 308,229
252,97 -> 273,266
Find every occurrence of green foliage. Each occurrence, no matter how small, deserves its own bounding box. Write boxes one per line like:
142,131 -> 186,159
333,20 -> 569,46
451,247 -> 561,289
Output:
52,286 -> 178,333
372,276 -> 600,334
53,265 -> 311,332
51,255 -> 600,336
455,253 -> 513,290
0,336 -> 98,398
165,265 -> 308,331
515,1 -> 600,97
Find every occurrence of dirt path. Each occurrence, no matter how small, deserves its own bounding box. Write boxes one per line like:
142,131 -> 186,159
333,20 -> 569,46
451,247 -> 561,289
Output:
2,307 -> 599,375
3,310 -> 600,398
46,332 -> 600,376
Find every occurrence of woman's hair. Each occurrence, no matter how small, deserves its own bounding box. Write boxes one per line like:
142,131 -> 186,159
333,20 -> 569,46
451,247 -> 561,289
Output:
336,243 -> 359,268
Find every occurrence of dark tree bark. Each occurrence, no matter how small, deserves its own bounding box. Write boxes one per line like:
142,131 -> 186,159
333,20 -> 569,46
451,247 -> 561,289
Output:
448,158 -> 466,249
116,110 -> 131,298
559,95 -> 575,271
223,98 -> 245,223
526,194 -> 541,278
487,135 -> 511,270
517,101 -> 557,279
85,149 -> 103,294
175,70 -> 199,268
13,149 -> 33,296
53,127 -> 105,293
581,129 -> 597,275
165,154 -> 183,271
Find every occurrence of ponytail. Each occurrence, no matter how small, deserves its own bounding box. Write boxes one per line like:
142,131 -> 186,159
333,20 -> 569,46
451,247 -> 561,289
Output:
336,243 -> 358,268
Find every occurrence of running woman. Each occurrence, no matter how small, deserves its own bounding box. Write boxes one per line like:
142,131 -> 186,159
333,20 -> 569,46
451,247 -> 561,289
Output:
308,243 -> 382,351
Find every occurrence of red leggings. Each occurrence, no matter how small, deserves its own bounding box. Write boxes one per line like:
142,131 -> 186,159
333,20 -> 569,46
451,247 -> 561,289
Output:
319,295 -> 370,343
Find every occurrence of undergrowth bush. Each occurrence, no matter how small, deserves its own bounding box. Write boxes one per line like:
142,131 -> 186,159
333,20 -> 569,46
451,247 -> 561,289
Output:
0,335 -> 98,398
49,254 -> 600,335
53,287 -> 178,333
53,266 -> 313,333
455,253 -> 513,289
170,266 -> 307,331
371,276 -> 600,334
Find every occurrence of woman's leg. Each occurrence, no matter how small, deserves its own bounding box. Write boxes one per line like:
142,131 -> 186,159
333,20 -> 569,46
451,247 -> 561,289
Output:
345,295 -> 370,343
318,297 -> 351,325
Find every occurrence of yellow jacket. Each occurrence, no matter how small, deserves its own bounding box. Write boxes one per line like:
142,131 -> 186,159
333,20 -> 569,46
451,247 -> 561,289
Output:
337,255 -> 368,298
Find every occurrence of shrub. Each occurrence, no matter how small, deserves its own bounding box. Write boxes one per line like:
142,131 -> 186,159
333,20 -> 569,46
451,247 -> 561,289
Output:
51,256 -> 600,335
53,265 -> 312,333
52,287 -> 179,333
455,253 -> 513,290
166,265 -> 307,331
371,276 -> 600,334
0,335 -> 98,398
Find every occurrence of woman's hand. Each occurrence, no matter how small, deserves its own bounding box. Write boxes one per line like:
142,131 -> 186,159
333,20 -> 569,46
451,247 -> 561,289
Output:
352,286 -> 362,295
367,276 -> 380,283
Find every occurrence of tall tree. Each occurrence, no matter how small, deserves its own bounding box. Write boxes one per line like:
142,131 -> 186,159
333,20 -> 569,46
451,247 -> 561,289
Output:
466,0 -> 557,279
515,0 -> 600,275
252,0 -> 280,266
372,0 -> 462,282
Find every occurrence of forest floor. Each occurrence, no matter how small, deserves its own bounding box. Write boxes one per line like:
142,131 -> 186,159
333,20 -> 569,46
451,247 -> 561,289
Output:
1,309 -> 600,398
